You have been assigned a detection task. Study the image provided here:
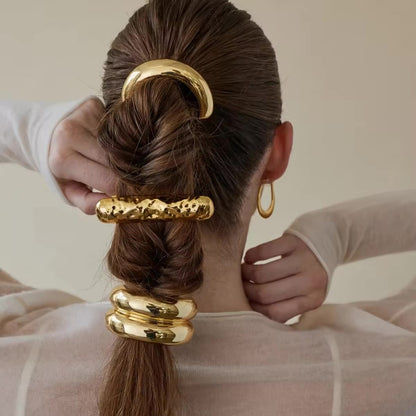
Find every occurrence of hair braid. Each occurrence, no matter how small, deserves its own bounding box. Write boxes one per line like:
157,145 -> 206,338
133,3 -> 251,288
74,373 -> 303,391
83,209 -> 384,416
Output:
97,0 -> 282,414
98,75 -> 205,415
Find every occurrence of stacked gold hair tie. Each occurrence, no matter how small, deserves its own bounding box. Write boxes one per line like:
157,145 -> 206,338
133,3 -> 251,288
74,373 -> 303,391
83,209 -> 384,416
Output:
106,286 -> 198,345
98,58 -> 214,345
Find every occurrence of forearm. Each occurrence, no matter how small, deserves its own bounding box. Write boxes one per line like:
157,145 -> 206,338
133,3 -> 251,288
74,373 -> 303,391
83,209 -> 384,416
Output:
0,97 -> 93,202
285,189 -> 416,281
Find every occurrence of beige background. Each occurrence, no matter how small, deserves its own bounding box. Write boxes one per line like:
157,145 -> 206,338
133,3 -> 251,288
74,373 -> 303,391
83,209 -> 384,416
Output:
0,0 -> 415,305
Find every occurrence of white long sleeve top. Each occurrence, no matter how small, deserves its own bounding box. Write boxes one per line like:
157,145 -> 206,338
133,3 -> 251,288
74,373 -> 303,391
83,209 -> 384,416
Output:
0,96 -> 95,203
1,99 -> 415,416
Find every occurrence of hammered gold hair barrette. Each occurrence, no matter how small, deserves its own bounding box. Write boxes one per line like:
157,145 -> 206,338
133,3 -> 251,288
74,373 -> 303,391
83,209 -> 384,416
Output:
96,195 -> 214,223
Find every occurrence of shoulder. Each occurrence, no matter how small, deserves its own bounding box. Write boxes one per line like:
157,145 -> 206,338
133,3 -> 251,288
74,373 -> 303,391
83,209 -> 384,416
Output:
0,267 -> 34,296
0,268 -> 85,336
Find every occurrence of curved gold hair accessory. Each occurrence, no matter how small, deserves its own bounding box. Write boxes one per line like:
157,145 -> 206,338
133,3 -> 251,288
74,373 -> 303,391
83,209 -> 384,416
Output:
96,195 -> 214,223
110,286 -> 197,320
121,58 -> 214,120
257,181 -> 275,219
105,286 -> 198,345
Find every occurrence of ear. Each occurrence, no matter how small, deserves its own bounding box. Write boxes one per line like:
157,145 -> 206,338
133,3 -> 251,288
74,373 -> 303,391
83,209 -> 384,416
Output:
261,121 -> 293,182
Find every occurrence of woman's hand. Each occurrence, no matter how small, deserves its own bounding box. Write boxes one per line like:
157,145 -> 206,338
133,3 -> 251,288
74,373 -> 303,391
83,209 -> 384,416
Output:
48,97 -> 117,214
242,233 -> 328,323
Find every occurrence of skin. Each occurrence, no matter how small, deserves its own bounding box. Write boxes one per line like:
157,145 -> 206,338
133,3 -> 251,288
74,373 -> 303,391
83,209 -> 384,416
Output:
193,121 -> 328,319
49,97 -> 328,322
49,97 -> 118,214
242,233 -> 328,321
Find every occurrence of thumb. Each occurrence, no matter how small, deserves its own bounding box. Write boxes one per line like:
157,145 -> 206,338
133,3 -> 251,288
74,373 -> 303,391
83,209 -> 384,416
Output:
61,180 -> 110,215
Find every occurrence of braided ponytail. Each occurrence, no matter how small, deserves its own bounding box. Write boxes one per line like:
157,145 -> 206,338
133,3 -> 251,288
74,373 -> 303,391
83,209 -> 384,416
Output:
98,77 -> 204,415
97,0 -> 283,414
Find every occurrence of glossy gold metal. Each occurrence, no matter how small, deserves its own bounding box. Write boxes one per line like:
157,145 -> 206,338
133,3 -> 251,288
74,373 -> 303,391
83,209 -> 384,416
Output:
106,308 -> 194,345
257,182 -> 275,218
105,285 -> 198,345
121,59 -> 214,120
110,286 -> 197,320
96,195 -> 214,223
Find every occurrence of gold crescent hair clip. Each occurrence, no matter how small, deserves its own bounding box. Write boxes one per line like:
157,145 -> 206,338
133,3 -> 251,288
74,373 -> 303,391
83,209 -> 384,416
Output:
96,195 -> 214,223
105,286 -> 197,345
121,58 -> 214,119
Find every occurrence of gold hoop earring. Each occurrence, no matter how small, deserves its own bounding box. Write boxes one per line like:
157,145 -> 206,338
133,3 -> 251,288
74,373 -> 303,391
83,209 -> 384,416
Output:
257,182 -> 275,218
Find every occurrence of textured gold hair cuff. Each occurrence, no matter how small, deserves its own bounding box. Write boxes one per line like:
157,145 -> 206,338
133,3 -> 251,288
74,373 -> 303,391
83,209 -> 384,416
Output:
96,195 -> 214,223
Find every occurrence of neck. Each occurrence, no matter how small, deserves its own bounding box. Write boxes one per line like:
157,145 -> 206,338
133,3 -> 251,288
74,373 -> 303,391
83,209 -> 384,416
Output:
190,226 -> 254,313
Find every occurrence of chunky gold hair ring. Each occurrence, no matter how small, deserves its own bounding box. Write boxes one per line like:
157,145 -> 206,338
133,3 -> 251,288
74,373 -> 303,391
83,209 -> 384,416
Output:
109,286 -> 198,320
121,58 -> 214,119
106,309 -> 194,345
96,195 -> 214,223
105,286 -> 197,345
257,182 -> 275,218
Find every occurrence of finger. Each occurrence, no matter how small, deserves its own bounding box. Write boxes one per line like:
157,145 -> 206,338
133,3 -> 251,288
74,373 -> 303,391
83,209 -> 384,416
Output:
70,130 -> 110,167
61,181 -> 109,215
243,273 -> 317,305
241,255 -> 301,284
244,234 -> 298,264
58,153 -> 117,196
68,97 -> 104,136
250,295 -> 314,323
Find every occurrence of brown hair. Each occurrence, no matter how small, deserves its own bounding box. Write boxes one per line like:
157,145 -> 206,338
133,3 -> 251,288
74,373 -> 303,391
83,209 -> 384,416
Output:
97,0 -> 282,414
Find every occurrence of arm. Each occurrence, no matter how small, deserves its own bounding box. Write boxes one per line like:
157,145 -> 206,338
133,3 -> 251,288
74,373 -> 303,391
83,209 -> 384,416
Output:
0,96 -> 117,213
284,189 -> 416,294
242,189 -> 416,322
0,98 -> 106,311
0,96 -> 96,204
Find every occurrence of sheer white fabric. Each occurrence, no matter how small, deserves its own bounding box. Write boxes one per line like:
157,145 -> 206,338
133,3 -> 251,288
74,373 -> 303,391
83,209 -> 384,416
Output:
1,100 -> 415,415
1,268 -> 415,415
285,189 -> 416,297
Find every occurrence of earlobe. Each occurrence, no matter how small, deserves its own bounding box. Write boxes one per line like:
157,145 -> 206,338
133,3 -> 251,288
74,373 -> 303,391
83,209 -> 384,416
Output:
262,121 -> 293,182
